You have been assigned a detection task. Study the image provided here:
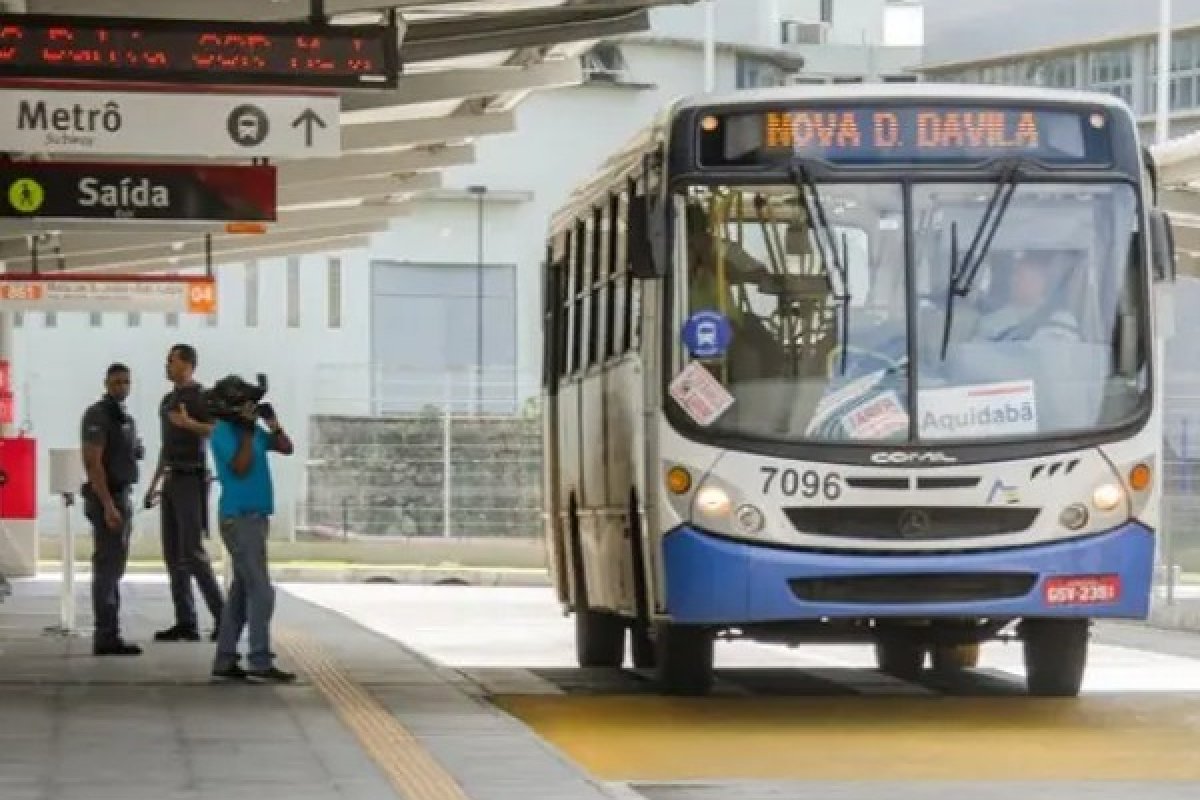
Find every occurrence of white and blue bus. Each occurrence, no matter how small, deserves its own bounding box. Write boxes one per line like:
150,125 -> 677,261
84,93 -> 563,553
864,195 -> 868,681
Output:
540,85 -> 1177,697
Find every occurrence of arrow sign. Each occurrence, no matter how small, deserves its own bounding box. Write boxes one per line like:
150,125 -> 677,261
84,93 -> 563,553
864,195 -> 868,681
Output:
292,109 -> 327,148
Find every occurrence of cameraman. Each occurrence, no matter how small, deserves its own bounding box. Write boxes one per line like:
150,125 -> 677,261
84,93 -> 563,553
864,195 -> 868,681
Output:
208,379 -> 296,683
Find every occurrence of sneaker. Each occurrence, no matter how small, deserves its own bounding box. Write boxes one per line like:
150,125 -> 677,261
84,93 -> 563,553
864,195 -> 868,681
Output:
93,639 -> 142,656
245,667 -> 297,684
154,625 -> 201,642
211,663 -> 248,682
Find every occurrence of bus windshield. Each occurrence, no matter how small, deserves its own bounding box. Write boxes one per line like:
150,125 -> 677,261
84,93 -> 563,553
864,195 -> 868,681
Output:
672,180 -> 1148,444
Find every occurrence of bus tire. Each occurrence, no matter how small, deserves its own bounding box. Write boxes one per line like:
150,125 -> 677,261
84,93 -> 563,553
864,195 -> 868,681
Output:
630,623 -> 656,669
655,622 -> 713,696
569,498 -> 624,668
932,643 -> 981,673
874,636 -> 926,681
575,610 -> 626,668
1022,618 -> 1089,697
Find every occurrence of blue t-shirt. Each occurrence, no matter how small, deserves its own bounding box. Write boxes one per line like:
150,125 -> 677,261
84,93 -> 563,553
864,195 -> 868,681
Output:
210,420 -> 274,518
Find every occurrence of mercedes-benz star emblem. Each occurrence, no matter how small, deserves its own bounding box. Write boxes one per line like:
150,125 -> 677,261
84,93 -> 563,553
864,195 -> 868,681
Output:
897,509 -> 931,538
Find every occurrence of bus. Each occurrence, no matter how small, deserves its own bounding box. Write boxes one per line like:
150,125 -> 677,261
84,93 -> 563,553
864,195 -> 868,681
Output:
540,85 -> 1177,697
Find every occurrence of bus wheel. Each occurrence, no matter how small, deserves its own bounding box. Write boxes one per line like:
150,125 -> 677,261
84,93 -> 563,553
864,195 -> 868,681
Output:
874,636 -> 927,681
630,622 -> 656,669
1022,618 -> 1089,697
575,610 -> 625,668
655,622 -> 713,695
932,643 -> 981,674
568,499 -> 624,668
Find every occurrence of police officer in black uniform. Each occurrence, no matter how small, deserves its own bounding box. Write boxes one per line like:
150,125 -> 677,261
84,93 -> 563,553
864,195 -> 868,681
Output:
143,343 -> 224,641
81,363 -> 143,656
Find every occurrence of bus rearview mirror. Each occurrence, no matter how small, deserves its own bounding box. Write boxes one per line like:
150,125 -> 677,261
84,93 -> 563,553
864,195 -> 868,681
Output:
1149,209 -> 1177,283
628,193 -> 664,280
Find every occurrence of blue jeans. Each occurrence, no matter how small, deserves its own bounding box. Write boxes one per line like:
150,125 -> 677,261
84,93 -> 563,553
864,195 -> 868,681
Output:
212,514 -> 275,671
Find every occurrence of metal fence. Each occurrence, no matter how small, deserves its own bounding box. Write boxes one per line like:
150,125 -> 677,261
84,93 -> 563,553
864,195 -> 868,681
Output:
1161,377 -> 1200,590
294,365 -> 544,542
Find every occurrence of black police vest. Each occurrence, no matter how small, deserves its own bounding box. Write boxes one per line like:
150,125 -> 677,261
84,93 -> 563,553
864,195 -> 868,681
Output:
99,399 -> 139,490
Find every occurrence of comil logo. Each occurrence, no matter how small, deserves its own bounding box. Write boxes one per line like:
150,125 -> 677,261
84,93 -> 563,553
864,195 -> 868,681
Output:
870,451 -> 958,466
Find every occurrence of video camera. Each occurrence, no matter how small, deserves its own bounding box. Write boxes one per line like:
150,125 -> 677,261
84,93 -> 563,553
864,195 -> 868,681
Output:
203,373 -> 274,427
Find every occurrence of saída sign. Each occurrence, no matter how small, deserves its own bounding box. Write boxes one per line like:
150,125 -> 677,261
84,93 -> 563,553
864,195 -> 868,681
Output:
0,161 -> 276,222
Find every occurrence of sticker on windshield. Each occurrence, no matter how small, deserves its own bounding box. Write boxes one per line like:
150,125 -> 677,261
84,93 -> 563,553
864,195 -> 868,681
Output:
841,390 -> 908,439
918,380 -> 1037,439
669,361 -> 734,427
682,309 -> 733,359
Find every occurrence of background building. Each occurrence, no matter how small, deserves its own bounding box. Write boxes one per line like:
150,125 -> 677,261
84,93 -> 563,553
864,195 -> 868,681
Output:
13,0 -> 924,544
920,0 -> 1200,140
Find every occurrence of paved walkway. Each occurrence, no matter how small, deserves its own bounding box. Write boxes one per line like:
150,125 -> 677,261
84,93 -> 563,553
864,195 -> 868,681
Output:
0,576 -> 614,800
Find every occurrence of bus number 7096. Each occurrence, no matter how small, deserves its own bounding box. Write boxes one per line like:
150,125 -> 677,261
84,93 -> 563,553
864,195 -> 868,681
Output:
760,467 -> 842,500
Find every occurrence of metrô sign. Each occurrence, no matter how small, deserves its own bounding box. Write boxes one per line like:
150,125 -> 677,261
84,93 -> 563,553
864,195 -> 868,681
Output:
0,162 -> 276,222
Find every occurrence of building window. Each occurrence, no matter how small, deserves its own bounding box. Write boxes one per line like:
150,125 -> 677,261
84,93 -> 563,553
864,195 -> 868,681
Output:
327,257 -> 342,328
1087,46 -> 1134,107
127,311 -> 141,327
165,312 -> 180,327
44,311 -> 56,328
1147,33 -> 1200,113
89,311 -> 102,327
12,312 -> 22,328
286,256 -> 300,328
245,260 -> 259,327
737,55 -> 788,89
820,0 -> 833,24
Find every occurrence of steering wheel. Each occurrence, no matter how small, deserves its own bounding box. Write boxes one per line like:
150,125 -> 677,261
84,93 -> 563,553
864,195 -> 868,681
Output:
825,343 -> 907,382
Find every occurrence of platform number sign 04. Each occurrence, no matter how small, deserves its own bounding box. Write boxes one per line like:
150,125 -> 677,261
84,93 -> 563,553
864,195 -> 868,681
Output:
186,282 -> 216,314
760,467 -> 842,500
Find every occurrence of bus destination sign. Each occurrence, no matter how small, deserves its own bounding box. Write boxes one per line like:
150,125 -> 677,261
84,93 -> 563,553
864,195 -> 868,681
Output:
0,14 -> 399,89
700,105 -> 1112,167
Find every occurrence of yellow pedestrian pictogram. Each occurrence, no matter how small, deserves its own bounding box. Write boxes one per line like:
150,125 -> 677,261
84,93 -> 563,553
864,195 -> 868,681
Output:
8,178 -> 44,214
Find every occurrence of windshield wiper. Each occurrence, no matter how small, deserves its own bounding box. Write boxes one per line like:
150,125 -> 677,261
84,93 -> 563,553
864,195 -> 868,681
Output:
791,164 -> 852,374
939,160 -> 1024,359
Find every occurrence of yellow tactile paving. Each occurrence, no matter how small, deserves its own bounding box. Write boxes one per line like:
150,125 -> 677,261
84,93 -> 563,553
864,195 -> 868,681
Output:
493,693 -> 1200,782
277,627 -> 471,800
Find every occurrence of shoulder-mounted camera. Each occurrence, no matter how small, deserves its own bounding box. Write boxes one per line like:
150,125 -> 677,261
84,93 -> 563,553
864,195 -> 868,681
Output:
203,373 -> 269,426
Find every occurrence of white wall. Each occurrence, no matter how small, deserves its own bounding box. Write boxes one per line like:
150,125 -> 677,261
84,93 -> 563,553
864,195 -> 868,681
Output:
10,246 -> 374,529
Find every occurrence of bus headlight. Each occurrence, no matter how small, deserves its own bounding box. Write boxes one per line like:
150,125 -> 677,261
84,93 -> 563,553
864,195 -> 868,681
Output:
695,487 -> 732,517
1092,483 -> 1124,512
735,504 -> 766,534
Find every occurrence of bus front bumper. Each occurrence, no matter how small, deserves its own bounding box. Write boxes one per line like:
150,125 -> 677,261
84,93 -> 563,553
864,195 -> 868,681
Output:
660,522 -> 1155,625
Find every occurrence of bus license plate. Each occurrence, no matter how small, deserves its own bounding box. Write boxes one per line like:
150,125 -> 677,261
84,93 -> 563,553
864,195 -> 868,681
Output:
1044,575 -> 1121,606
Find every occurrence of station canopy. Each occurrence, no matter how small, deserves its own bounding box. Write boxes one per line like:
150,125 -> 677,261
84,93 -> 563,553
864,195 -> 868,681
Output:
0,0 -> 691,274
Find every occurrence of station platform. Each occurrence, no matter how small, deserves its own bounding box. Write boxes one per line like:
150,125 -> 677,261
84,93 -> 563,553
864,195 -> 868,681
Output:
5,576 -> 1200,800
0,576 -> 611,800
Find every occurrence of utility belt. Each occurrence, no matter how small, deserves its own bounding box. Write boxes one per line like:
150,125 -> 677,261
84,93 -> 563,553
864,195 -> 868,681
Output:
82,482 -> 132,500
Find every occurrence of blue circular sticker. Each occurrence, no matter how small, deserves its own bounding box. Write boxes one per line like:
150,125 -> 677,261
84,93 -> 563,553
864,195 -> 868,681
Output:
682,309 -> 733,358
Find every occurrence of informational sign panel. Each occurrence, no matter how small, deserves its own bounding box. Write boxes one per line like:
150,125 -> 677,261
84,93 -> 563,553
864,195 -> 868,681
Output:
0,275 -> 217,314
0,88 -> 340,158
0,14 -> 399,88
0,162 -> 276,221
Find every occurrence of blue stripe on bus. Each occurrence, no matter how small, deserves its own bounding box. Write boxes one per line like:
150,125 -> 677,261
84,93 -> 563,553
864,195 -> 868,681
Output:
660,522 -> 1155,625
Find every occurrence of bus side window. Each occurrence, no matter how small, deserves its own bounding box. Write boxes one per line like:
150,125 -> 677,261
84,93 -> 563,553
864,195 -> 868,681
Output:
612,191 -> 630,356
542,243 -> 557,390
568,222 -> 584,377
604,192 -> 620,362
589,203 -> 607,368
